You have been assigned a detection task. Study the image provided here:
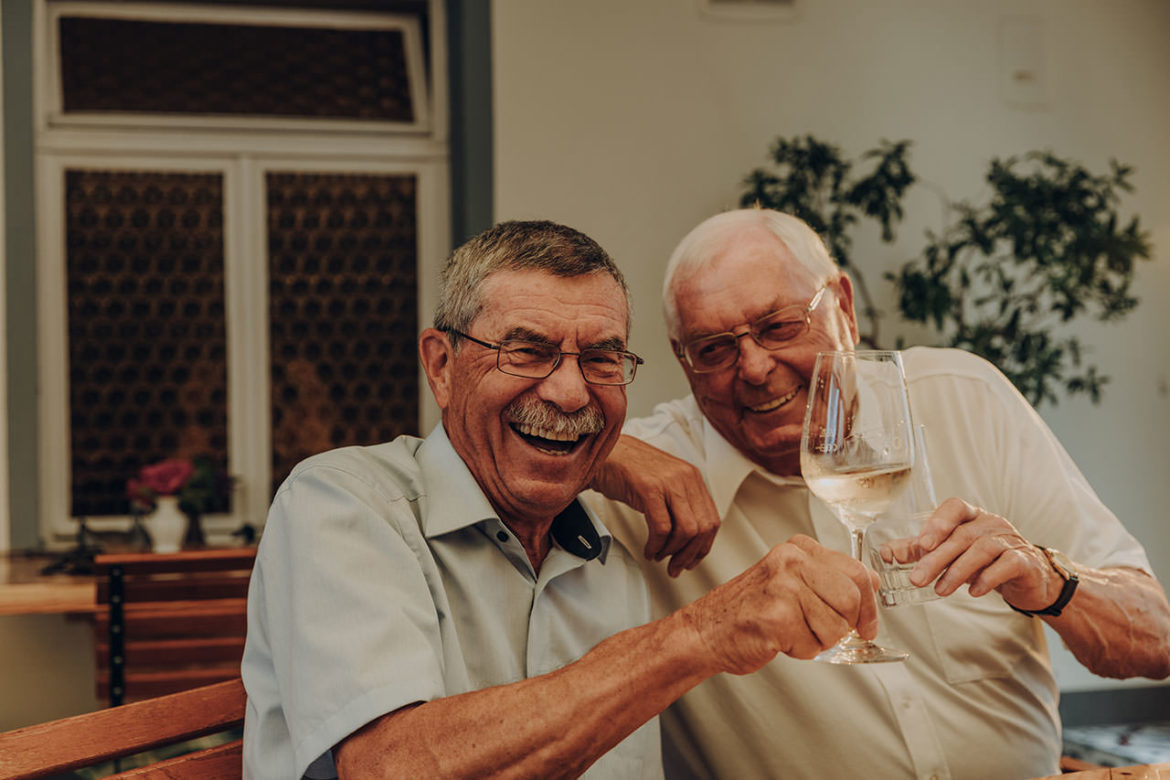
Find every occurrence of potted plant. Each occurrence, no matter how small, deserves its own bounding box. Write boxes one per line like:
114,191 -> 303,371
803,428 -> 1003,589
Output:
887,151 -> 1151,406
128,456 -> 232,552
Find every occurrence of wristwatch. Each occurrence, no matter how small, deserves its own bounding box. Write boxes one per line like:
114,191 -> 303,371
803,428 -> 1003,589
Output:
1009,546 -> 1079,617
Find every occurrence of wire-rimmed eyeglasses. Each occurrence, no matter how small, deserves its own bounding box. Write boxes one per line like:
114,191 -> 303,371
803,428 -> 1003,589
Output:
447,330 -> 644,386
678,285 -> 828,374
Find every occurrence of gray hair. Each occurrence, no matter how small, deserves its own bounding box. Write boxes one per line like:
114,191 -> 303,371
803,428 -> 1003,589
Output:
435,220 -> 631,345
661,209 -> 839,339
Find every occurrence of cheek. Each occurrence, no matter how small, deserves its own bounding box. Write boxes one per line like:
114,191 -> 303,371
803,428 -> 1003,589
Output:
691,374 -> 736,412
598,391 -> 627,436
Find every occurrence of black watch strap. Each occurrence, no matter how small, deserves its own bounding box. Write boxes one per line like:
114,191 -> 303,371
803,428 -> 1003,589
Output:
1009,546 -> 1079,617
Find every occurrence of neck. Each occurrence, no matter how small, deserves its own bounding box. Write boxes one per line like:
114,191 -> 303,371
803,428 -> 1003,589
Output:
752,448 -> 801,479
501,518 -> 554,573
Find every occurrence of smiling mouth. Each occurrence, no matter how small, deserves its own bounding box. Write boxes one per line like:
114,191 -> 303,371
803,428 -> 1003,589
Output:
747,387 -> 800,414
511,422 -> 588,455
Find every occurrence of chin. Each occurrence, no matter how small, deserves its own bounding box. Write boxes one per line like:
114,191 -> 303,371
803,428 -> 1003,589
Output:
511,478 -> 583,516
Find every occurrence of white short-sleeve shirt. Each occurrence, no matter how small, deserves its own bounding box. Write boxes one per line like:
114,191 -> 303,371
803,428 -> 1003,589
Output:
243,424 -> 661,779
587,347 -> 1152,780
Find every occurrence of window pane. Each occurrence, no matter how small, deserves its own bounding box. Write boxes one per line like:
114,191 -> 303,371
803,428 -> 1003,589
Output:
268,172 -> 419,496
65,169 -> 230,517
59,16 -> 415,121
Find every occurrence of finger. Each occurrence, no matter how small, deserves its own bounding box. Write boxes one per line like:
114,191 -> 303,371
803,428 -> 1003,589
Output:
792,588 -> 851,658
917,497 -> 978,551
667,525 -> 718,577
853,574 -> 880,640
931,535 -> 1029,596
660,510 -> 699,562
640,499 -> 673,562
788,541 -> 875,636
910,511 -> 1002,586
963,543 -> 1041,598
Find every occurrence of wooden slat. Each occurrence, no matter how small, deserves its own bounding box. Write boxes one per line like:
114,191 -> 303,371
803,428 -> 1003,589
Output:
93,549 -> 255,707
1038,760 -> 1170,778
0,678 -> 244,780
1061,756 -> 1106,773
107,739 -> 243,779
97,574 -> 251,605
98,636 -> 246,667
98,668 -> 243,703
95,548 -> 257,577
94,598 -> 249,638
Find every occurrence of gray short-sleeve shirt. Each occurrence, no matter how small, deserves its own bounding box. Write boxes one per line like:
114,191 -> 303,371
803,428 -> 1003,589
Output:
242,425 -> 661,779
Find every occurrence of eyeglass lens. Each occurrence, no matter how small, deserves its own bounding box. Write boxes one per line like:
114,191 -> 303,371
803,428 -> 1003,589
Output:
687,309 -> 809,370
498,341 -> 636,385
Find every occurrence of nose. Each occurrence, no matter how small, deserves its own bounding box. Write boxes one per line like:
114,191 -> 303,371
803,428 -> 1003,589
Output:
735,332 -> 775,385
535,355 -> 592,413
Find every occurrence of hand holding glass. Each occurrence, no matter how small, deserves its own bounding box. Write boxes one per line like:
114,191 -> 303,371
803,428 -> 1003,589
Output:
800,350 -> 915,663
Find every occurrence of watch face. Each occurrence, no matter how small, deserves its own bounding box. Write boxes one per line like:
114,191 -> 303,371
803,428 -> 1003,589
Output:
1044,547 -> 1076,580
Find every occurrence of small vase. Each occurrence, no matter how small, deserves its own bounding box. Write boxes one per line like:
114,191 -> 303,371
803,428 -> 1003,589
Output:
149,496 -> 186,554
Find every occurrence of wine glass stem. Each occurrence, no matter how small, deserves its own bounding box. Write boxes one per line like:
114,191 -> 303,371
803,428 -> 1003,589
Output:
848,526 -> 865,563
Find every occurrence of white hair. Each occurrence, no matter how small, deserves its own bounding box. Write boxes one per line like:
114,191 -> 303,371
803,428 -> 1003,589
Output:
661,209 -> 839,340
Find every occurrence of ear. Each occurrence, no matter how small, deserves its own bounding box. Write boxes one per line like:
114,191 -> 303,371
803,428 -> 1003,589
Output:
833,273 -> 861,345
418,328 -> 454,410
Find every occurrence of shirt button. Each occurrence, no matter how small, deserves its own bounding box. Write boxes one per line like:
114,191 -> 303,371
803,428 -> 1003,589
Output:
497,531 -> 509,542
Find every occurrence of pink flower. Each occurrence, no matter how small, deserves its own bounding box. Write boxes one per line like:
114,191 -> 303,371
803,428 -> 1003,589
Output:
138,458 -> 196,496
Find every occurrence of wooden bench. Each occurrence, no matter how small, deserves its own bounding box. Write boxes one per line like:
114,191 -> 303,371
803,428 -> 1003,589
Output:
0,677 -> 245,779
94,548 -> 256,705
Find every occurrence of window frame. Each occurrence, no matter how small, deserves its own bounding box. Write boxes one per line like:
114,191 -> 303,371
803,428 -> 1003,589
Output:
42,1 -> 433,137
33,0 -> 449,544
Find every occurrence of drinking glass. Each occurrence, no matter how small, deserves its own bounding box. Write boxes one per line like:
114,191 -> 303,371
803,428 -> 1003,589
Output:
866,425 -> 942,607
800,350 -> 916,663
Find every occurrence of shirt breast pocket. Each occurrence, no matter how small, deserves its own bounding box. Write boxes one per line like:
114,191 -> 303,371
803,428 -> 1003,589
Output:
922,588 -> 1042,684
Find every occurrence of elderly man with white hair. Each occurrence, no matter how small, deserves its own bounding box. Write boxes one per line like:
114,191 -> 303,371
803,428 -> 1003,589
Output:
590,208 -> 1170,780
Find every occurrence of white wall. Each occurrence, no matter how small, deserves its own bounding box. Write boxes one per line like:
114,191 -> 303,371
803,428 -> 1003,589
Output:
493,0 -> 1170,693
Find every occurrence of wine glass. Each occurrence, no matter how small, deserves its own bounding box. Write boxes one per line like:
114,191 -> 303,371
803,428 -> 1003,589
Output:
800,350 -> 916,664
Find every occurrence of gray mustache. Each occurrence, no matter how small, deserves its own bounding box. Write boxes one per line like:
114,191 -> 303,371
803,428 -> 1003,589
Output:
505,400 -> 605,438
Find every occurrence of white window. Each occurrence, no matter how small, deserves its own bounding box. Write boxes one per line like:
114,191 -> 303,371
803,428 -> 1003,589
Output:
35,1 -> 449,543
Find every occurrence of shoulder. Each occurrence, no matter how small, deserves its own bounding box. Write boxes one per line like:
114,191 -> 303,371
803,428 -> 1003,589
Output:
903,345 -> 1007,384
277,435 -> 427,506
902,346 -> 1029,412
622,395 -> 705,458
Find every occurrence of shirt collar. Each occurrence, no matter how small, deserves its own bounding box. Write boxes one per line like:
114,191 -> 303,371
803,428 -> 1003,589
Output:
417,424 -> 498,537
418,423 -> 611,563
696,399 -> 807,517
551,498 -> 611,562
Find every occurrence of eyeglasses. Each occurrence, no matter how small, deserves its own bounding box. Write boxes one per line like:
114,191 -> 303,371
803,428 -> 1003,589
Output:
448,330 -> 644,386
678,285 -> 828,374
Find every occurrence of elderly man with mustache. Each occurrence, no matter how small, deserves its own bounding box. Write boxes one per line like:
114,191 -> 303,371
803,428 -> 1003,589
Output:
241,220 -> 881,779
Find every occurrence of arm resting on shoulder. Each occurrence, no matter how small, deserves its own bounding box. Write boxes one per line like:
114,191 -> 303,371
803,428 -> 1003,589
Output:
1048,565 -> 1170,680
590,434 -> 721,576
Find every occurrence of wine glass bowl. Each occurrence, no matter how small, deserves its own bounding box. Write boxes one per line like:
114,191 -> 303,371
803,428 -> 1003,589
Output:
800,350 -> 915,664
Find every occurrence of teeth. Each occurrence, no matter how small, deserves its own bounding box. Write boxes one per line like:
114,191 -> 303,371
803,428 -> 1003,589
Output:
749,388 -> 798,413
515,422 -> 582,442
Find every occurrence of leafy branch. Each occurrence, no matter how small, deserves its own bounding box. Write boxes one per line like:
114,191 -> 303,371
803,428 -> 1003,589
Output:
888,152 -> 1151,405
739,137 -> 1152,406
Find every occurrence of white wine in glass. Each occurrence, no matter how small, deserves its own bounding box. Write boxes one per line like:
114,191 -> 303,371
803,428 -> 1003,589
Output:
800,350 -> 916,664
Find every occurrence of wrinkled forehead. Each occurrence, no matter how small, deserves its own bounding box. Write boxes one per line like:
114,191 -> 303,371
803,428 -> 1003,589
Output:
478,268 -> 631,339
676,242 -> 821,322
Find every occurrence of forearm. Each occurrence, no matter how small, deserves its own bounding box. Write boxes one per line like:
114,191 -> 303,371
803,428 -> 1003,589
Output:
1048,567 -> 1170,680
336,610 -> 713,779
